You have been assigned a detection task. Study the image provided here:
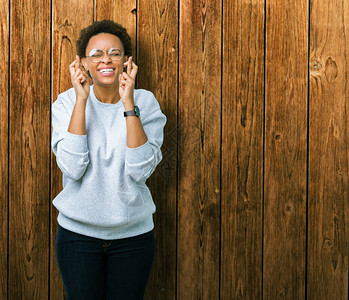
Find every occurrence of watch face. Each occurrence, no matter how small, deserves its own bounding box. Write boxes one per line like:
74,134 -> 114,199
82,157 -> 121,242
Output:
135,105 -> 140,116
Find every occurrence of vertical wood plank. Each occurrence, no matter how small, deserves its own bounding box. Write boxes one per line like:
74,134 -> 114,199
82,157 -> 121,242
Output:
308,0 -> 349,298
264,0 -> 308,299
137,0 -> 178,299
95,0 -> 137,59
178,0 -> 221,299
9,0 -> 51,298
51,2 -> 94,299
221,0 -> 264,298
0,1 -> 9,299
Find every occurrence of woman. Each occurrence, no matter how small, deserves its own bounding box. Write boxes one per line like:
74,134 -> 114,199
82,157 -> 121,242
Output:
51,19 -> 166,299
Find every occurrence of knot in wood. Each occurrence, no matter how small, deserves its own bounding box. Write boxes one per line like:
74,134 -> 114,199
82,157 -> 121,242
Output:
26,49 -> 33,69
59,19 -> 72,28
325,57 -> 338,81
311,62 -> 322,71
323,238 -> 332,249
279,289 -> 286,297
285,203 -> 292,213
310,57 -> 323,76
241,114 -> 247,127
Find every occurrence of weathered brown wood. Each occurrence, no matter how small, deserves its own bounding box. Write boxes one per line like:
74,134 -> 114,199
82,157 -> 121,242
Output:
0,2 -> 9,299
9,0 -> 50,298
177,0 -> 221,299
51,2 -> 94,299
221,0 -> 264,298
264,0 -> 308,299
308,0 -> 349,298
95,0 -> 137,59
137,0 -> 178,299
3,1 -> 349,299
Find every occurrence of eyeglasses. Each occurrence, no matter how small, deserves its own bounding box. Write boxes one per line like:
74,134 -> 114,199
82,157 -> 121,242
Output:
86,48 -> 124,63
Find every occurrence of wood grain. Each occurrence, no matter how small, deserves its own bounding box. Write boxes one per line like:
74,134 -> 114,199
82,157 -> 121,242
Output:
177,0 -> 221,298
221,0 -> 264,298
0,1 -> 9,299
95,0 -> 137,59
137,0 -> 178,299
51,2 -> 94,299
9,0 -> 50,298
263,0 -> 308,299
308,0 -> 349,298
2,0 -> 349,299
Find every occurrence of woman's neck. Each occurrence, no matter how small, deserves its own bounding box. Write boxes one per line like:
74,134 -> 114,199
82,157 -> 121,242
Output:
93,84 -> 120,104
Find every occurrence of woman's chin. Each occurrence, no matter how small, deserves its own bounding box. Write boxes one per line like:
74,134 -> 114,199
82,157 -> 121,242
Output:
92,77 -> 120,88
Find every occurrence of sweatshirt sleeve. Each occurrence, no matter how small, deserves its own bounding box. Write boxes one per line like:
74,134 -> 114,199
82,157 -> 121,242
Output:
125,94 -> 166,183
51,95 -> 90,181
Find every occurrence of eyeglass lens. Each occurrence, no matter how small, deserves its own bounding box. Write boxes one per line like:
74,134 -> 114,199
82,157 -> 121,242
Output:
88,48 -> 123,62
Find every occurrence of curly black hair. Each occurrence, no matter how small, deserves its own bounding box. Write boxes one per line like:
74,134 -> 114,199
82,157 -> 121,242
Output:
76,20 -> 132,58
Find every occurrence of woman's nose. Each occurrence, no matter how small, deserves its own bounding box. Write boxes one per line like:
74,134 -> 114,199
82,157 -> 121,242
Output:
101,52 -> 112,63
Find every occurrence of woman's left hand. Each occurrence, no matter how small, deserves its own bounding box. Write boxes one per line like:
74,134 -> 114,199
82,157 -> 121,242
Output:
119,56 -> 138,108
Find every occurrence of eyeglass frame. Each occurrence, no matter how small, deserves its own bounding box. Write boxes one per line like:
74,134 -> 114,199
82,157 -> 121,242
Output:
85,48 -> 125,63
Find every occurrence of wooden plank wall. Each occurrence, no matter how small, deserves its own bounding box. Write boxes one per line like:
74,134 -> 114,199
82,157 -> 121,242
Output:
264,0 -> 308,298
1,0 -> 348,299
0,1 -> 9,300
9,1 -> 51,299
221,0 -> 264,298
308,0 -> 349,299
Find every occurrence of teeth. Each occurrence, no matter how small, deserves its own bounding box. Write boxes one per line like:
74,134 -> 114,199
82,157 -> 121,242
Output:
99,69 -> 114,73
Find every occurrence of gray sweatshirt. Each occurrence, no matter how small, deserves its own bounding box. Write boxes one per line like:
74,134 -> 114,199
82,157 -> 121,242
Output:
51,86 -> 166,239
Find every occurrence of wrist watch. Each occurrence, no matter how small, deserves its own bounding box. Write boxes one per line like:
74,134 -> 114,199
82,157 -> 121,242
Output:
124,105 -> 140,117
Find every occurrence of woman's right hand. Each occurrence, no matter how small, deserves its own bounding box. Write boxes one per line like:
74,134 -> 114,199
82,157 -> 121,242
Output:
69,55 -> 90,101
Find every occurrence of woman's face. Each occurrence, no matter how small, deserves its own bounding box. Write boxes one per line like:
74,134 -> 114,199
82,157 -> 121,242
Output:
81,33 -> 127,88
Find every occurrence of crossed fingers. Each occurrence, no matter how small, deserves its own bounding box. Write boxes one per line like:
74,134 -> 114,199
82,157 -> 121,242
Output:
124,56 -> 138,79
69,55 -> 88,85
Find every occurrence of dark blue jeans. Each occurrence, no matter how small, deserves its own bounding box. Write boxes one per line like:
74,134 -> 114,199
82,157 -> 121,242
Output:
56,225 -> 154,300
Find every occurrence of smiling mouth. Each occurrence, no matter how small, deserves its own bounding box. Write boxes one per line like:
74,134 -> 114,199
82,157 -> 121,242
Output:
99,68 -> 115,74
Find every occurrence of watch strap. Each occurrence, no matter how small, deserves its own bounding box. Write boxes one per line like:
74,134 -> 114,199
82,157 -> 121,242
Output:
124,105 -> 140,117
